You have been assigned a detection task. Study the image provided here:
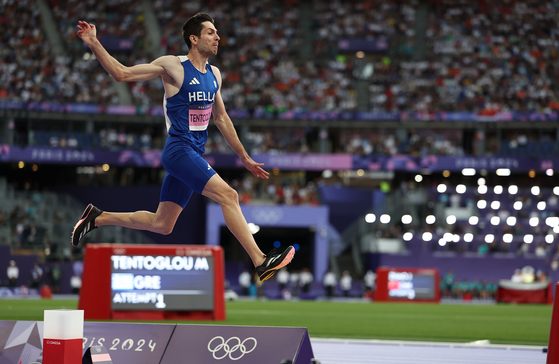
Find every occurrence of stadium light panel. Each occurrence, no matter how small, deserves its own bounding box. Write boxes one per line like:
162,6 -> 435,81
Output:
438,239 -> 446,246
437,184 -> 447,193
422,232 -> 433,241
554,187 -> 559,195
494,185 -> 503,194
546,234 -> 554,244
529,217 -> 539,227
491,201 -> 500,210
469,216 -> 479,225
415,174 -> 423,182
403,232 -> 413,241
531,186 -> 540,196
443,232 -> 453,242
506,216 -> 517,226
547,169 -> 554,176
365,213 -> 376,223
453,234 -> 460,243
503,234 -> 513,243
508,185 -> 518,194
401,215 -> 412,224
464,233 -> 474,242
477,185 -> 488,194
462,168 -> 476,176
496,168 -> 511,176
537,201 -> 546,211
380,214 -> 391,224
426,215 -> 436,224
446,215 -> 456,225
456,184 -> 466,194
485,234 -> 494,243
477,178 -> 486,185
546,217 -> 559,227
513,201 -> 523,210
477,200 -> 487,209
555,226 -> 559,234
490,216 -> 500,226
524,234 -> 534,244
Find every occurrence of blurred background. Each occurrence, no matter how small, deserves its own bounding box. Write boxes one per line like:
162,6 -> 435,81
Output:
0,0 -> 558,303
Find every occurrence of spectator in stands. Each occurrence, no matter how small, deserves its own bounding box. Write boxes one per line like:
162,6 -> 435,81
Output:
30,262 -> 43,288
238,269 -> 252,296
511,269 -> 523,283
299,268 -> 314,294
6,260 -> 18,287
70,273 -> 82,294
442,270 -> 454,297
340,270 -> 352,297
323,269 -> 337,298
51,263 -> 62,294
276,268 -> 290,292
363,269 -> 376,298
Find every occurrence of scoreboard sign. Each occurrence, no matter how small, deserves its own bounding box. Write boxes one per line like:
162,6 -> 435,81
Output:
79,244 -> 225,321
110,254 -> 214,311
374,267 -> 440,303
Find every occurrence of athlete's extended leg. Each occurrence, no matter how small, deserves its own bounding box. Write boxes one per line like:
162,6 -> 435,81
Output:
95,201 -> 182,234
202,174 -> 295,280
202,174 -> 265,267
71,201 -> 182,246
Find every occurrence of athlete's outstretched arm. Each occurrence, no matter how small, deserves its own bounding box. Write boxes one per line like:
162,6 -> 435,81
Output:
76,20 -> 168,82
211,66 -> 269,180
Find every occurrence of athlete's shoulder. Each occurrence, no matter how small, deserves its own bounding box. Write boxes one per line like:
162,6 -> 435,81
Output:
210,65 -> 222,83
152,55 -> 182,67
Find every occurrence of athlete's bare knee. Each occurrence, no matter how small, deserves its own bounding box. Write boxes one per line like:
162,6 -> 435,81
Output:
152,221 -> 174,235
221,187 -> 239,205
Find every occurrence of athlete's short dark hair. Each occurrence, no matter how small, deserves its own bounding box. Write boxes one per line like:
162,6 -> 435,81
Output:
182,13 -> 214,50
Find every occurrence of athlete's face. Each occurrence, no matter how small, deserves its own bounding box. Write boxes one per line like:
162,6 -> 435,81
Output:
196,22 -> 220,57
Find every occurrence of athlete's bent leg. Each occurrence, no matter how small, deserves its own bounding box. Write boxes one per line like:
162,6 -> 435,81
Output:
202,174 -> 266,267
95,201 -> 183,235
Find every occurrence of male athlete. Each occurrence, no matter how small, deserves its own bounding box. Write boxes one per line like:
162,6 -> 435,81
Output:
72,13 -> 294,281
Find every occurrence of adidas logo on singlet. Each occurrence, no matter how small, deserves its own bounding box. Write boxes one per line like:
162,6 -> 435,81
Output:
189,77 -> 201,85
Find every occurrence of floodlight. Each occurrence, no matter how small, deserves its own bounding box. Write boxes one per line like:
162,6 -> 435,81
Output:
478,185 -> 488,194
496,168 -> 511,176
524,234 -> 534,244
490,216 -> 500,225
462,168 -> 476,176
513,201 -> 522,210
401,215 -> 412,224
477,200 -> 487,209
537,201 -> 546,211
506,216 -> 517,226
380,214 -> 390,224
508,185 -> 518,194
529,217 -> 539,227
494,185 -> 503,194
456,184 -> 466,194
491,201 -> 500,210
503,234 -> 513,243
437,184 -> 447,193
531,186 -> 540,196
485,234 -> 494,243
546,234 -> 554,244
422,232 -> 433,241
365,213 -> 376,223
403,232 -> 413,241
469,216 -> 479,225
426,215 -> 436,224
446,215 -> 456,224
464,233 -> 474,242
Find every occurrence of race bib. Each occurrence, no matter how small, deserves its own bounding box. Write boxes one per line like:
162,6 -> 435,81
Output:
189,104 -> 212,131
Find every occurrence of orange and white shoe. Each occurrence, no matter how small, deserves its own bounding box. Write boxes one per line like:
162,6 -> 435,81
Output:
71,204 -> 103,247
256,246 -> 295,281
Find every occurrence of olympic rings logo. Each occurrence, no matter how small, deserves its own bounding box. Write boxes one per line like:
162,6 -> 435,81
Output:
207,336 -> 257,360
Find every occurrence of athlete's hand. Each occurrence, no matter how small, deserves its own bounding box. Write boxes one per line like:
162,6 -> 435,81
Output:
76,20 -> 97,45
242,158 -> 269,179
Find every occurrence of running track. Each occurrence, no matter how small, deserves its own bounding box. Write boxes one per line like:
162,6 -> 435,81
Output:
310,338 -> 547,364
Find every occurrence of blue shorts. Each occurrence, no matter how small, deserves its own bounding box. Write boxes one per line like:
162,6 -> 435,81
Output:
160,136 -> 216,208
